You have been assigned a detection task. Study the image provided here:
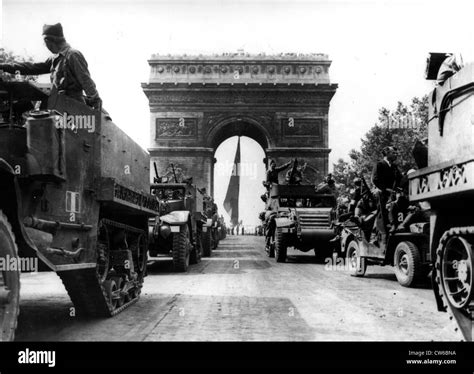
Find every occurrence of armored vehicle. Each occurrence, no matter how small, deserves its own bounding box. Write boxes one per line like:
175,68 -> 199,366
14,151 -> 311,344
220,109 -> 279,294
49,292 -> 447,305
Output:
0,78 -> 159,340
148,181 -> 207,271
264,184 -> 337,263
408,54 -> 474,340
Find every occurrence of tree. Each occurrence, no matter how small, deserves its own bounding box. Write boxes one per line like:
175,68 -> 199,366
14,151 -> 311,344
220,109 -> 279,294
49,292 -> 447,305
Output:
332,158 -> 358,200
0,48 -> 38,82
333,95 -> 429,192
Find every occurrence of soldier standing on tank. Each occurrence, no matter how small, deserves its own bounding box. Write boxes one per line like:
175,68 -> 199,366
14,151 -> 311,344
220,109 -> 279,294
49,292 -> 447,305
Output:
0,23 -> 102,110
265,159 -> 292,187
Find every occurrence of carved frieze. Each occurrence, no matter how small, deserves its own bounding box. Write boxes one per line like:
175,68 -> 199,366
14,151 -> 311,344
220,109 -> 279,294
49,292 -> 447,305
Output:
155,118 -> 197,138
148,90 -> 333,106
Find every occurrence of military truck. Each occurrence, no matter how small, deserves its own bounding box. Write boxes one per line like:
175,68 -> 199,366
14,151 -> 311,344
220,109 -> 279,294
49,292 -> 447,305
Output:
0,77 -> 158,340
408,54 -> 474,340
148,181 -> 207,271
264,184 -> 337,263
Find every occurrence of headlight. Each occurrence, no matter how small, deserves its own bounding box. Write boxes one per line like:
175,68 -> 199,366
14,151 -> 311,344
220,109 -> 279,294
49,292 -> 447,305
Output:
159,224 -> 172,239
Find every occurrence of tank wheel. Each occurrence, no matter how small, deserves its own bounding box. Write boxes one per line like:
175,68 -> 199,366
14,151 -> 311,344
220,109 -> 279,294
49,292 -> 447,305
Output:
132,234 -> 147,278
103,279 -> 120,311
109,276 -> 125,307
393,241 -> 422,287
59,219 -> 145,318
275,228 -> 287,263
96,222 -> 110,284
202,229 -> 212,257
0,211 -> 20,341
436,227 -> 474,341
346,240 -> 366,277
172,225 -> 191,272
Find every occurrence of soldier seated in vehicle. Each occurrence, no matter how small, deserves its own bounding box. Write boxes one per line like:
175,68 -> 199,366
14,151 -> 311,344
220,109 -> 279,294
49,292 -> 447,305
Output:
353,192 -> 377,240
315,174 -> 338,198
348,178 -> 363,213
391,170 -> 430,231
436,53 -> 463,86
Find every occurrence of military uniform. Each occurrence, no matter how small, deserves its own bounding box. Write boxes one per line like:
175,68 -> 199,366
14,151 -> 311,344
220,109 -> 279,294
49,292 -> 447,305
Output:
0,23 -> 101,109
372,158 -> 402,231
266,161 -> 291,185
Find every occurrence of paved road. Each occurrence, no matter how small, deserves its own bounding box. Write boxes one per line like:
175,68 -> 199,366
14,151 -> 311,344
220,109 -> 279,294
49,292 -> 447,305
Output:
15,235 -> 459,341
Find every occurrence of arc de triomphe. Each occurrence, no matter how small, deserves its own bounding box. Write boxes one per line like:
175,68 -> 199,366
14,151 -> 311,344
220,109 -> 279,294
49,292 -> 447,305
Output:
142,52 -> 338,195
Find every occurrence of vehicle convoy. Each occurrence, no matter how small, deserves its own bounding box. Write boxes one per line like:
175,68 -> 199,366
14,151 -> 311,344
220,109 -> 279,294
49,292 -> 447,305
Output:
408,54 -> 474,340
148,169 -> 208,271
0,77 -> 159,340
264,183 -> 337,263
336,178 -> 431,287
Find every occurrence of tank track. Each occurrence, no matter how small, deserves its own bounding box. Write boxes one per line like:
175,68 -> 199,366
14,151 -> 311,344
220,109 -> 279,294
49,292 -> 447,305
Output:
435,226 -> 474,341
59,218 -> 146,318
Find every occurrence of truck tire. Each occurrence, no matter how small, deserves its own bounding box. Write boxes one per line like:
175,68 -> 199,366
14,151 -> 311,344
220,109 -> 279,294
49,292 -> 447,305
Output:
172,225 -> 191,272
266,240 -> 275,258
346,240 -> 366,277
275,228 -> 287,263
202,229 -> 212,257
394,240 -> 422,287
190,231 -> 202,265
0,210 -> 20,341
212,229 -> 219,250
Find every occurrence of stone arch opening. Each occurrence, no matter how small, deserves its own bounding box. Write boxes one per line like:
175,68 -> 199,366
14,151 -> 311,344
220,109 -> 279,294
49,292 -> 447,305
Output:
213,135 -> 266,229
207,116 -> 272,152
208,117 -> 270,198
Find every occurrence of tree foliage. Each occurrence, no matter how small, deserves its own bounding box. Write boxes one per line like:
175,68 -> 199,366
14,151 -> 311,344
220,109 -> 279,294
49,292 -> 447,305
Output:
333,96 -> 429,193
0,48 -> 38,82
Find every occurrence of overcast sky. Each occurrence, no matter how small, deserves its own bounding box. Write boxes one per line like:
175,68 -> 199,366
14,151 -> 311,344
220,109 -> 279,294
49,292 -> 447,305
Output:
2,0 -> 473,226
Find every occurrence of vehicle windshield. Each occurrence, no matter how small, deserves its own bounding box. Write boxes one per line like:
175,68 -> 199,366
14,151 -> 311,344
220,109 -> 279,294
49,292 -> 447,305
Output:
152,187 -> 185,200
279,196 -> 335,208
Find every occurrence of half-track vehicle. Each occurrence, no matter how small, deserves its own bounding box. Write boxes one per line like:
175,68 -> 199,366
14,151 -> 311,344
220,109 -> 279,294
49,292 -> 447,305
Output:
0,77 -> 158,340
264,184 -> 337,263
408,53 -> 474,340
148,179 -> 207,271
